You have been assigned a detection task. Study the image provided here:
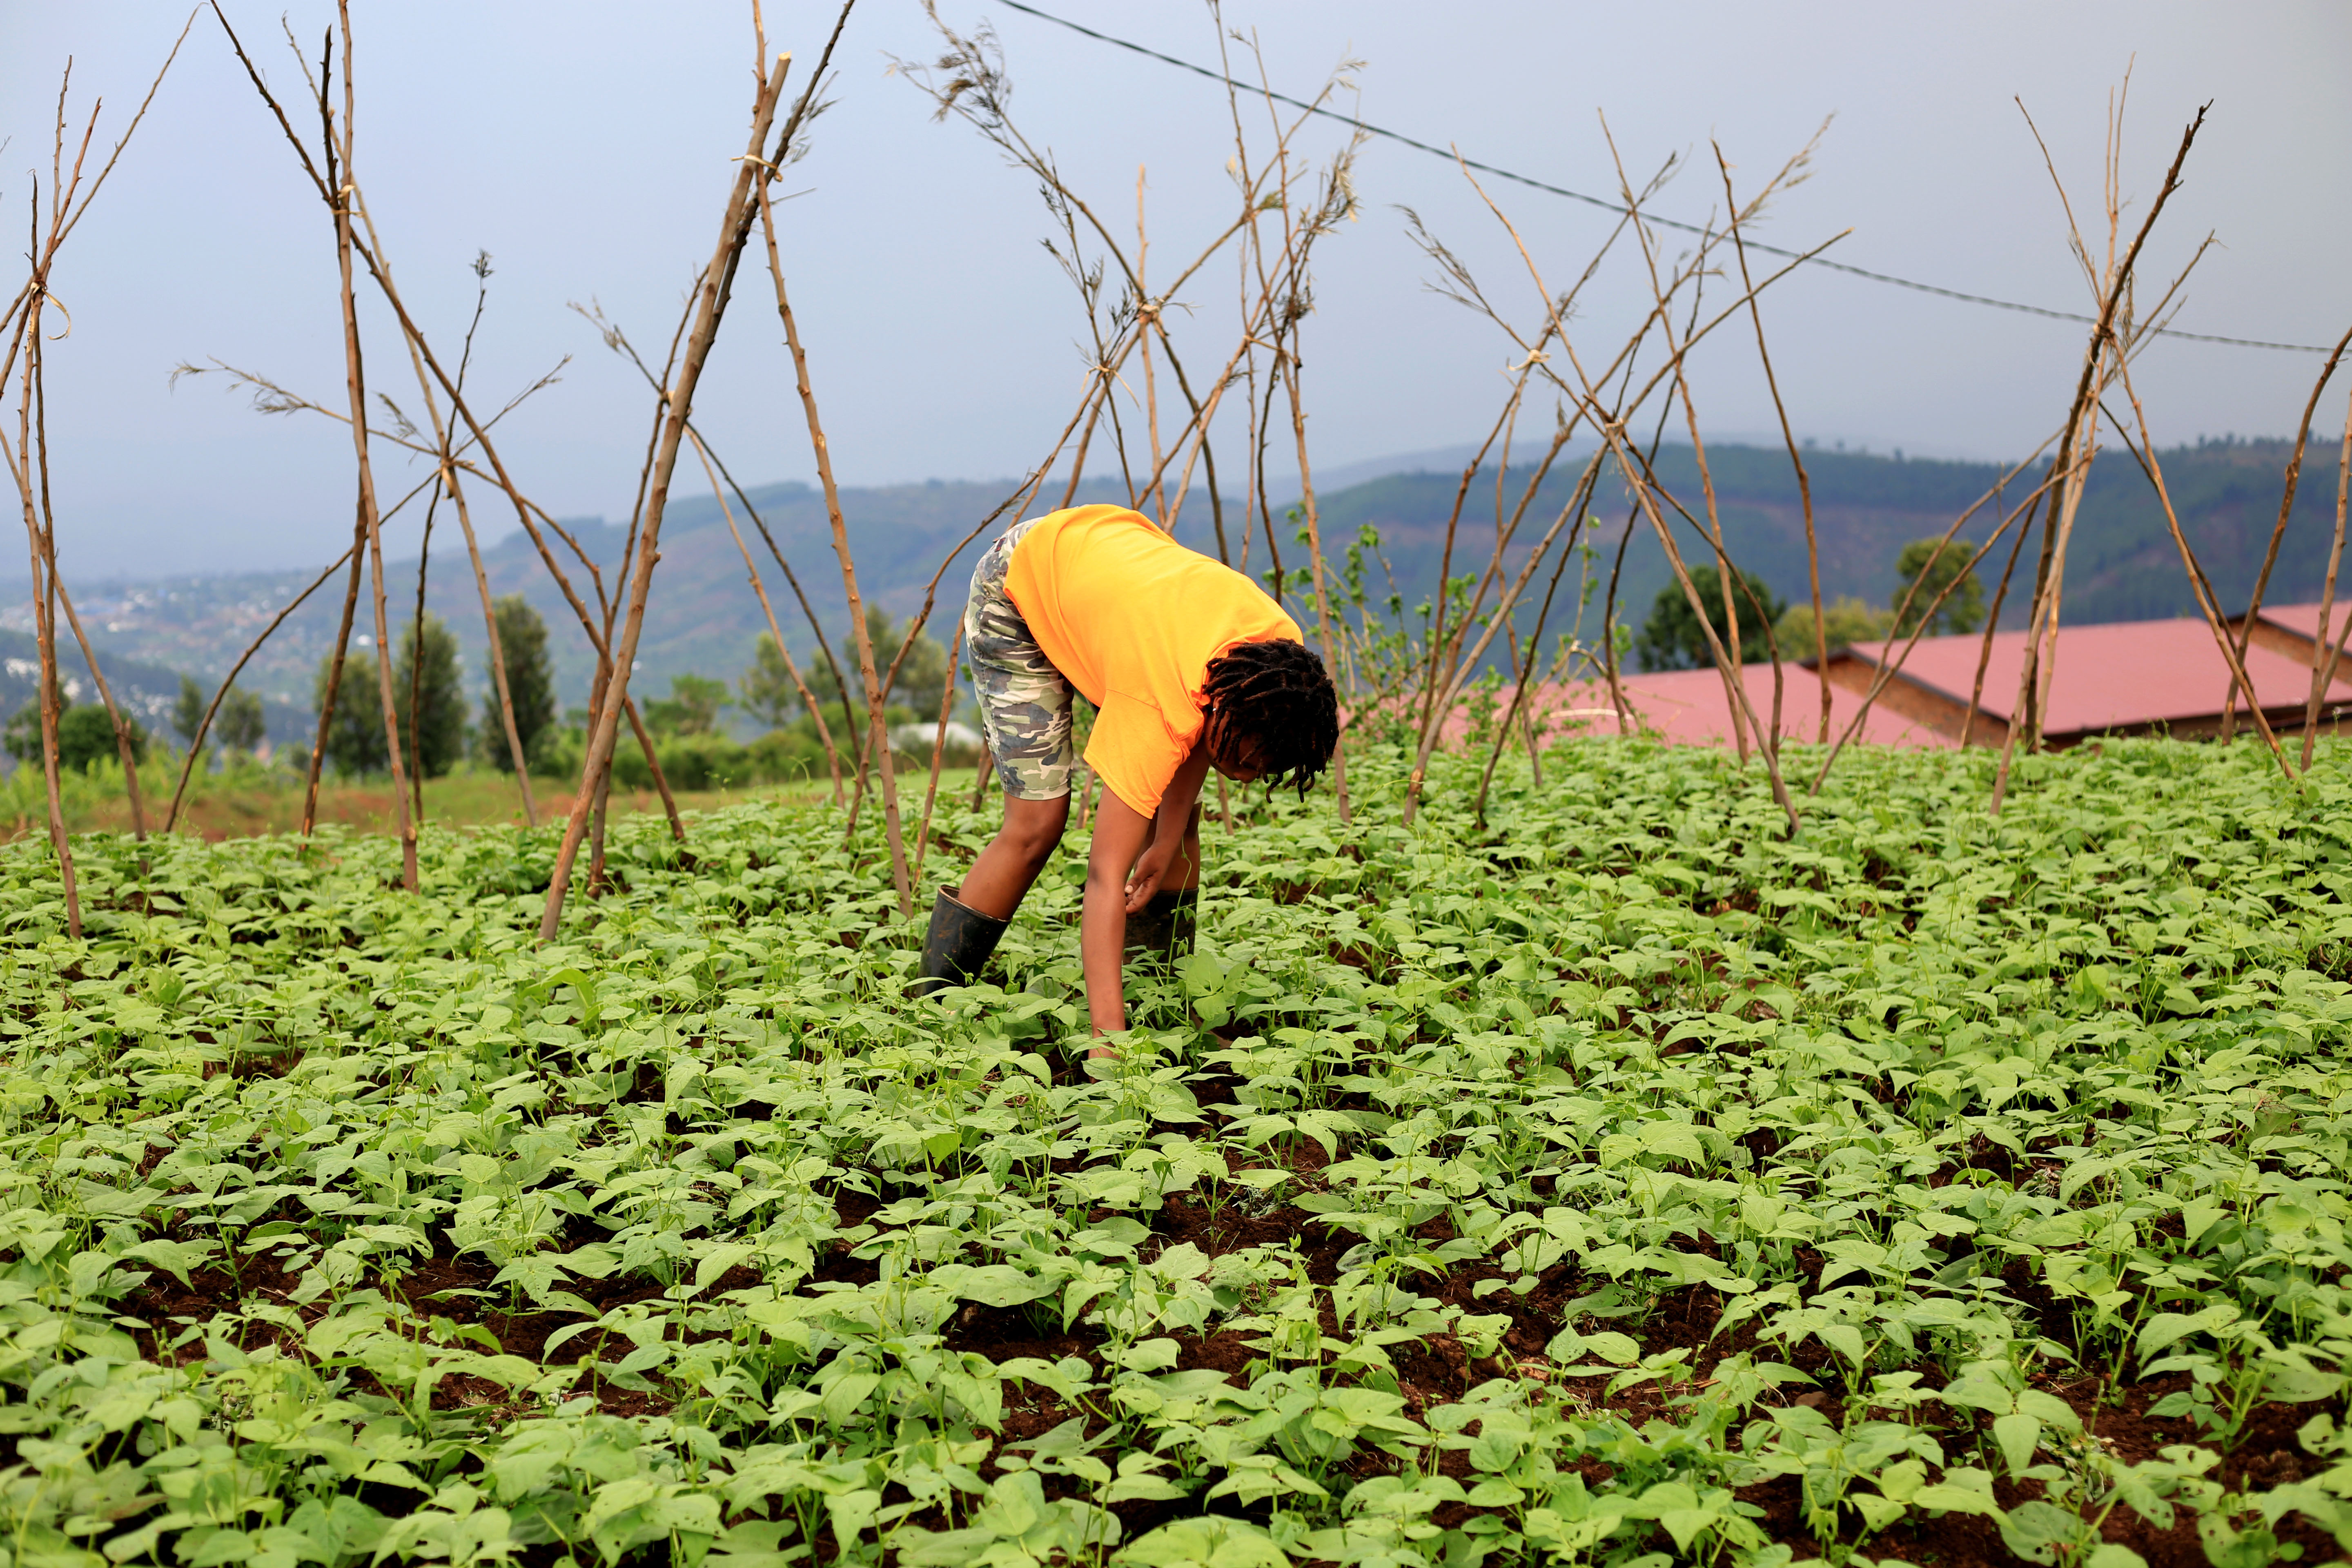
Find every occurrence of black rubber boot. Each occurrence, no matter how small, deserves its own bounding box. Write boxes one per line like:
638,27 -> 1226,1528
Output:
1125,888 -> 1198,964
913,886 -> 1009,996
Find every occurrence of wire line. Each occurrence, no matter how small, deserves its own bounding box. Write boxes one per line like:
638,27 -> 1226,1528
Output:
996,0 -> 2328,355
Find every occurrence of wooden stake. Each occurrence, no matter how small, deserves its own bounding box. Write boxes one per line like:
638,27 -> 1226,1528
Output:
445,475 -> 535,824
22,323 -> 147,840
971,746 -> 994,813
2104,374 -> 2295,780
761,179 -> 915,917
164,547 -> 352,832
691,429 -> 842,803
1276,346 -> 1348,822
8,309 -> 75,935
2226,321 -> 2351,741
327,4 -> 417,891
1992,102 -> 2205,814
540,51 -> 791,941
386,255 -> 539,824
302,508 -> 367,837
911,619 -> 965,896
2301,383 -> 2352,768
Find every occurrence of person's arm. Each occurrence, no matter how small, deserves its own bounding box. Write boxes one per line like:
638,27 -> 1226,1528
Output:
1082,786 -> 1156,1038
1123,737 -> 1212,912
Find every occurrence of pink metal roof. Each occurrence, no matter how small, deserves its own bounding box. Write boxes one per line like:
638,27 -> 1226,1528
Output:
2256,601 -> 2351,647
1849,619 -> 2352,734
1446,664 -> 1952,750
1424,612 -> 2352,757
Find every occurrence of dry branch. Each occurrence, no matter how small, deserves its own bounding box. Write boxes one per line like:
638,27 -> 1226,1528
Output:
757,177 -> 915,913
1486,208 -> 1803,829
2101,382 -> 2294,779
327,0 -> 418,891
2301,385 -> 2352,766
910,618 -> 966,897
161,546 -> 355,833
382,253 -> 538,824
1716,140 -> 1828,741
1809,431 -> 2062,784
539,49 -> 794,941
210,7 -> 689,845
1815,468 -> 2057,778
2221,321 -> 2352,739
0,27 -> 192,918
8,310 -> 76,935
690,429 -> 843,802
1990,98 -> 2204,814
575,305 -> 852,797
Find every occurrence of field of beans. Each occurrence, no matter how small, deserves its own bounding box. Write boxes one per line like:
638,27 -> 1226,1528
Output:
2,740 -> 2350,1568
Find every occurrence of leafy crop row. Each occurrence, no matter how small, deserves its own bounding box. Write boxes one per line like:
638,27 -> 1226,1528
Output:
1,740 -> 2350,1568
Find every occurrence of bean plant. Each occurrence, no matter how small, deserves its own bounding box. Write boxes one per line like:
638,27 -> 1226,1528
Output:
0,738 -> 2349,1567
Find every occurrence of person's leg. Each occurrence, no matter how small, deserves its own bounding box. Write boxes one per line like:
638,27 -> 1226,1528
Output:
959,793 -> 1070,920
927,515 -> 1073,961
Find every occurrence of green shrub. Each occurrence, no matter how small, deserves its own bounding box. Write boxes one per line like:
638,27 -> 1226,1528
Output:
2,699 -> 146,773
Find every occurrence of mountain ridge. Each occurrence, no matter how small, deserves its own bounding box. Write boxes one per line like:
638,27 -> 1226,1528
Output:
0,437 -> 2329,716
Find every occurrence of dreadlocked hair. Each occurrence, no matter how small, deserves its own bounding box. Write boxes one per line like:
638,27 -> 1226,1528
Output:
1200,638 -> 1339,799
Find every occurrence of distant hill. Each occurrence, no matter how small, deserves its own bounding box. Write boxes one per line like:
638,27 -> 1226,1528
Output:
0,628 -> 309,754
0,477 -> 1132,715
0,438 -> 2334,728
0,629 -> 188,736
1315,437 -> 2343,644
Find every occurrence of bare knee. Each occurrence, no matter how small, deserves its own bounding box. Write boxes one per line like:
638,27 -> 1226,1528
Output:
1000,822 -> 1061,869
998,797 -> 1069,868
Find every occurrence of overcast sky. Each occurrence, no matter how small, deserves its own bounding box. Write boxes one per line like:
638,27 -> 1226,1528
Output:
4,0 -> 2347,579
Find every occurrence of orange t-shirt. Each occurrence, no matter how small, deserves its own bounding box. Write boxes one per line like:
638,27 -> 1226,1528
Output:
1005,504 -> 1301,817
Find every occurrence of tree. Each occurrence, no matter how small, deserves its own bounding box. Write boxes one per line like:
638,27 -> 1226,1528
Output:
479,595 -> 556,773
314,650 -> 389,778
1774,597 -> 1893,662
398,615 -> 470,778
4,697 -> 145,773
171,674 -> 205,748
739,633 -> 810,731
643,673 -> 730,737
810,606 -> 948,717
217,687 -> 267,754
1891,538 -> 1986,637
1633,566 -> 1786,673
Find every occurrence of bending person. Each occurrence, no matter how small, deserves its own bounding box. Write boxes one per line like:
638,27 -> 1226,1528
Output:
916,503 -> 1337,1047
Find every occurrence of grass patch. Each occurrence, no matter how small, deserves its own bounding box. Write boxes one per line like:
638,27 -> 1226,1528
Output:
0,757 -> 877,840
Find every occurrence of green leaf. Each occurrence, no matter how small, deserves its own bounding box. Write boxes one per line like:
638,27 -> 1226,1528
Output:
2261,1353 -> 2343,1404
694,1243 -> 753,1294
1107,1338 -> 1180,1372
1999,1500 -> 2085,1566
1850,1492 -> 1906,1531
2015,1389 -> 2082,1430
1993,1412 -> 2042,1472
822,1372 -> 879,1425
1911,1468 -> 2001,1519
1117,1516 -> 1287,1568
2138,1305 -> 2236,1361
938,1264 -> 1057,1308
122,1237 -> 214,1289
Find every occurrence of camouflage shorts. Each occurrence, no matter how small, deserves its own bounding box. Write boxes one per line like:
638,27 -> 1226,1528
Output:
966,518 -> 1076,800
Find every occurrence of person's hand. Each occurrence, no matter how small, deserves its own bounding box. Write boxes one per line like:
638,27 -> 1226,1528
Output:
1123,840 -> 1175,912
